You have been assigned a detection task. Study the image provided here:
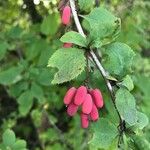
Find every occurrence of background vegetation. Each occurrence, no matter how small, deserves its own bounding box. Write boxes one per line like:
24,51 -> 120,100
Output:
0,0 -> 149,149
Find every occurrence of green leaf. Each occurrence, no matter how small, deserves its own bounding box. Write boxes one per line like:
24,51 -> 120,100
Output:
116,88 -> 137,125
103,42 -> 135,78
7,26 -> 23,39
107,75 -> 118,82
132,135 -> 150,150
25,39 -> 48,61
17,91 -> 33,116
78,0 -> 93,12
0,41 -> 9,60
31,82 -> 44,101
136,111 -> 149,129
12,140 -> 27,150
38,45 -> 52,66
2,129 -> 16,147
41,13 -> 60,36
89,118 -> 118,149
8,81 -> 28,98
82,19 -> 91,32
39,128 -> 59,142
0,67 -> 22,85
49,143 -> 65,150
37,68 -> 52,86
48,48 -> 86,84
60,31 -> 87,47
134,75 -> 150,99
121,75 -> 134,91
83,7 -> 121,47
0,143 -> 5,149
31,109 -> 43,128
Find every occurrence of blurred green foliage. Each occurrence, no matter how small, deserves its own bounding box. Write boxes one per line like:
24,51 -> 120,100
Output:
0,0 -> 149,150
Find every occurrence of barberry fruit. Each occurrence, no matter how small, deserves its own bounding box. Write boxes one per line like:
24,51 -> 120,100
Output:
67,102 -> 78,116
90,103 -> 99,121
64,87 -> 76,105
82,94 -> 93,114
74,86 -> 87,105
61,6 -> 71,25
63,43 -> 73,48
81,113 -> 89,128
91,89 -> 104,108
64,86 -> 104,128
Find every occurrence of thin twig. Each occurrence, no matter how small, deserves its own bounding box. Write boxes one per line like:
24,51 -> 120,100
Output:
69,0 -> 122,121
89,51 -> 122,121
69,0 -> 85,37
69,0 -> 125,147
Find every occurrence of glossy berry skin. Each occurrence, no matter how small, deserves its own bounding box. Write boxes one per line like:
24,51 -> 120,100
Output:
81,113 -> 89,128
91,89 -> 104,108
61,6 -> 71,25
63,43 -> 72,48
74,86 -> 87,106
64,86 -> 103,129
82,94 -> 93,114
90,103 -> 99,121
64,87 -> 76,105
67,103 -> 78,116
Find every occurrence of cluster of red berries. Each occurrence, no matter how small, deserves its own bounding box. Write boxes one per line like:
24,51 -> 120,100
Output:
63,86 -> 104,128
61,5 -> 72,48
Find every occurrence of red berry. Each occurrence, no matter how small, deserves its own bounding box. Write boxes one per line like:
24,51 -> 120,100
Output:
67,103 -> 78,116
90,103 -> 99,121
91,89 -> 104,108
81,113 -> 89,128
82,94 -> 93,114
63,43 -> 72,48
74,86 -> 87,106
61,6 -> 71,25
64,87 -> 76,105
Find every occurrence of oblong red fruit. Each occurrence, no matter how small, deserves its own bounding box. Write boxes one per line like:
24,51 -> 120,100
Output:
67,103 -> 78,116
64,87 -> 76,105
74,86 -> 87,105
63,43 -> 72,48
61,6 -> 71,25
82,94 -> 93,114
90,103 -> 99,121
91,89 -> 104,108
81,113 -> 89,128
